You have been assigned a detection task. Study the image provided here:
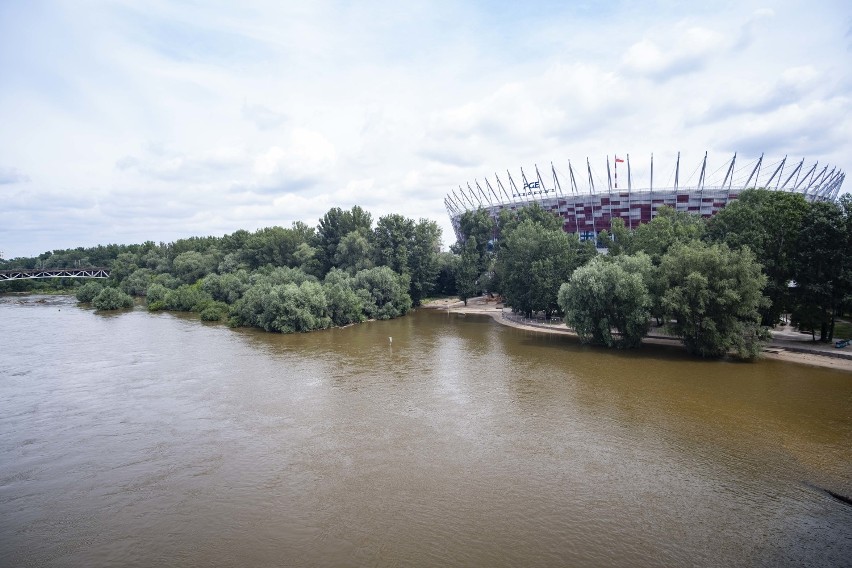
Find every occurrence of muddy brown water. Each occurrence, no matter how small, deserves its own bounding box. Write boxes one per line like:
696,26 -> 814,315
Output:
1,296 -> 850,567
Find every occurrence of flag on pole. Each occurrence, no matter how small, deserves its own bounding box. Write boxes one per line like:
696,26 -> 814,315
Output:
615,157 -> 624,163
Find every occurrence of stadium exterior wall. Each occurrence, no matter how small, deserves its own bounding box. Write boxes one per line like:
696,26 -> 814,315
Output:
446,155 -> 844,241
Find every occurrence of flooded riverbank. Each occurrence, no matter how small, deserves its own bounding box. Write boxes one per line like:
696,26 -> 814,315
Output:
1,296 -> 850,566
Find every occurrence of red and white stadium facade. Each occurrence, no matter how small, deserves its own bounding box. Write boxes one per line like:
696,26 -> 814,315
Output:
445,153 -> 845,241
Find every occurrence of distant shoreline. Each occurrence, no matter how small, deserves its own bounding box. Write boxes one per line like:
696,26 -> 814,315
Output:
421,297 -> 852,373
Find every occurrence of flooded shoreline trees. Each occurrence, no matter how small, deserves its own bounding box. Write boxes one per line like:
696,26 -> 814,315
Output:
3,191 -> 850,351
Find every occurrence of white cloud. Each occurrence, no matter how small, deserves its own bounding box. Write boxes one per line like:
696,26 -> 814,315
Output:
252,128 -> 337,192
0,0 -> 849,257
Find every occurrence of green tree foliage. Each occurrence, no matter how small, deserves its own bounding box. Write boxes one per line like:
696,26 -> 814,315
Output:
92,287 -> 134,311
558,254 -> 652,348
109,251 -> 141,283
456,237 -> 480,306
457,208 -> 496,271
163,284 -> 213,312
172,251 -> 218,284
333,229 -> 375,275
323,269 -> 365,326
604,218 -> 633,256
622,206 -> 705,263
200,301 -> 229,321
293,242 -> 322,277
706,189 -> 808,325
76,281 -> 104,303
229,280 -> 332,333
201,271 -> 250,304
498,202 -> 563,233
374,214 -> 415,274
121,268 -> 153,296
353,266 -> 412,320
434,251 -> 459,296
145,282 -> 168,310
660,241 -> 769,358
316,206 -> 373,275
242,224 -> 312,269
408,219 -> 442,305
497,220 -> 592,317
791,200 -> 851,342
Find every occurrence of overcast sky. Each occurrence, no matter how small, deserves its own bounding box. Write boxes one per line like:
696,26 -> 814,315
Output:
1,0 -> 850,258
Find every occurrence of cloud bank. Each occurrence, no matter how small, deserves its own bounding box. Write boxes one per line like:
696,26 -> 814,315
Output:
0,0 -> 849,257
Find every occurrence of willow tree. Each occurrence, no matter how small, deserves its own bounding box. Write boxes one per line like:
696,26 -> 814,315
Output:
660,241 -> 769,359
558,254 -> 652,348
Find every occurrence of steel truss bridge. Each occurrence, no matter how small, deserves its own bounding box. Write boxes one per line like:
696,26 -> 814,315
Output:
0,267 -> 110,282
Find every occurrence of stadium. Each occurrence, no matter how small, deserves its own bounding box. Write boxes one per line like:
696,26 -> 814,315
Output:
445,153 -> 845,242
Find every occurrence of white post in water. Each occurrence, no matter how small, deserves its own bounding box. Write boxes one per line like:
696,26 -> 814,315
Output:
389,337 -> 392,344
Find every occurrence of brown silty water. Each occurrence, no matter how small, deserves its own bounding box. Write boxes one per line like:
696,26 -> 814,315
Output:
1,296 -> 850,567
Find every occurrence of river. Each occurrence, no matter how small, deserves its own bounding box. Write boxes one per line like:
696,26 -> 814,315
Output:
1,295 -> 850,567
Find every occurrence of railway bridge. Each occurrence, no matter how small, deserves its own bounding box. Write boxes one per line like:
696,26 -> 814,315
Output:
0,267 -> 110,281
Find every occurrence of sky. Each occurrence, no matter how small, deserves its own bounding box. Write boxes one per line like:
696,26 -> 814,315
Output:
1,0 -> 850,258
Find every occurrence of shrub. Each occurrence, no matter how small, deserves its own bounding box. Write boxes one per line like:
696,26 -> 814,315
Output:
93,287 -> 134,310
76,281 -> 104,303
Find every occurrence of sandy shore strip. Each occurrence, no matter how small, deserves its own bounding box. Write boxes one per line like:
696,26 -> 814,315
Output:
422,297 -> 852,372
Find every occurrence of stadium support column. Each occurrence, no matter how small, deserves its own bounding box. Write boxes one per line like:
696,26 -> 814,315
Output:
484,178 -> 501,204
650,153 -> 654,219
495,173 -> 513,203
781,158 -> 804,191
722,153 -> 736,207
606,157 -> 613,193
698,151 -> 707,214
765,156 -> 787,189
674,152 -> 680,191
551,162 -> 564,198
743,153 -> 763,189
535,164 -> 548,202
587,158 -> 597,239
627,154 -> 633,229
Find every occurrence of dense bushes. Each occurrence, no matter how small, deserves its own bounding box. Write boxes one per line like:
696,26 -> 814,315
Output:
92,287 -> 134,310
227,266 -> 411,332
76,281 -> 104,303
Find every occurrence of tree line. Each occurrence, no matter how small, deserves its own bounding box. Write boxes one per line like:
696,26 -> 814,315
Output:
1,207 -> 454,332
3,190 -> 850,354
452,190 -> 852,357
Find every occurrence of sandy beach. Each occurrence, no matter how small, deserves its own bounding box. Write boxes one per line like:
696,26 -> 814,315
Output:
422,297 -> 852,372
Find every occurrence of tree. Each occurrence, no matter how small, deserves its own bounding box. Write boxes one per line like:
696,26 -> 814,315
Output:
316,206 -> 373,275
333,229 -> 375,275
605,217 -> 633,256
434,251 -> 459,296
201,271 -> 250,304
92,287 -> 134,311
323,269 -> 365,326
558,254 -> 652,348
706,189 -> 808,325
408,219 -> 442,305
456,237 -> 480,306
76,281 -> 104,303
631,206 -> 705,263
457,208 -> 497,280
497,202 -> 563,234
791,200 -> 851,342
374,214 -> 415,274
172,251 -> 218,284
660,241 -> 769,358
121,268 -> 153,296
497,220 -> 591,317
352,266 -> 412,320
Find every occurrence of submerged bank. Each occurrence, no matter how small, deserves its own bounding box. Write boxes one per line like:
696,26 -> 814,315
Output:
423,296 -> 852,372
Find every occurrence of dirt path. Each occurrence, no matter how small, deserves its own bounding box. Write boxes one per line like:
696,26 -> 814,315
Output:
421,297 -> 852,372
